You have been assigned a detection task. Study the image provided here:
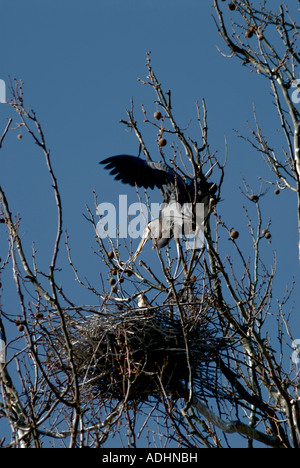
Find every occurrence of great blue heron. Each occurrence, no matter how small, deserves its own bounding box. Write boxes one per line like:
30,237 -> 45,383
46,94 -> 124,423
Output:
137,293 -> 150,308
100,155 -> 216,266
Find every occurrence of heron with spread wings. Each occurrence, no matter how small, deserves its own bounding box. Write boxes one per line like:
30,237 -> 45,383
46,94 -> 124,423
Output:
100,155 -> 216,268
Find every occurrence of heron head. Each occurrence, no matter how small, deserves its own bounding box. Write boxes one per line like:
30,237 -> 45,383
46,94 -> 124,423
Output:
131,219 -> 172,261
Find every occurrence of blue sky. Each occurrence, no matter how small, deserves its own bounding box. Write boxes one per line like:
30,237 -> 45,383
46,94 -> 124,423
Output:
1,1 -> 297,295
0,0 -> 299,447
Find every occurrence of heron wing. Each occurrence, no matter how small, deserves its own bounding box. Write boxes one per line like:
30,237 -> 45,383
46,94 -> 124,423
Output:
100,155 -> 181,191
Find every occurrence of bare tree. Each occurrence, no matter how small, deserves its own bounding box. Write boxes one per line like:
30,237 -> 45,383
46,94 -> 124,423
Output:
212,0 -> 300,256
0,2 -> 299,449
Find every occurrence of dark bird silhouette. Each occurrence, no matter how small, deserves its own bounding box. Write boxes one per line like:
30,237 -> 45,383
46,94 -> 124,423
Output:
100,155 -> 216,265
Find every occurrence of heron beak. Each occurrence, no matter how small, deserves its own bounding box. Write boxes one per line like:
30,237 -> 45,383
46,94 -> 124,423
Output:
131,237 -> 148,262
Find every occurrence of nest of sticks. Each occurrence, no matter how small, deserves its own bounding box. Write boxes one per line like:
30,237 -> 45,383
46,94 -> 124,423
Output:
52,302 -> 228,403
